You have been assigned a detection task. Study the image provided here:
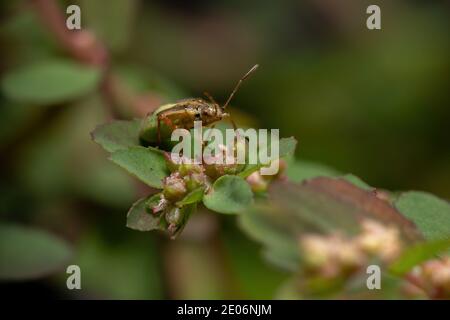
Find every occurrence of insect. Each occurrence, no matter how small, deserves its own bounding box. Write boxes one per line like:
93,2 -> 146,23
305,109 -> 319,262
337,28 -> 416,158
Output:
153,64 -> 259,144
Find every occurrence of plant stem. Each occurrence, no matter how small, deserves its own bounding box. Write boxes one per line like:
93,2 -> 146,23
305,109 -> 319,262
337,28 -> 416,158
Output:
31,0 -> 129,119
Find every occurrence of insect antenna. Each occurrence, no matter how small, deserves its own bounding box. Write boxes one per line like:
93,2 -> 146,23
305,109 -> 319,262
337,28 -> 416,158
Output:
222,64 -> 258,110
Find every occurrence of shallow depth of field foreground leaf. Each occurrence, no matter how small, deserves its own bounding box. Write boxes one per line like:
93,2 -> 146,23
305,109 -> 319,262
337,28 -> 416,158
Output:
0,224 -> 72,280
239,177 -> 423,271
394,191 -> 450,241
1,59 -> 101,104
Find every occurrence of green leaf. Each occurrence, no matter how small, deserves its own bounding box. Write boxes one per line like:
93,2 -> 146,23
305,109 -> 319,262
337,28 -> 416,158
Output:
286,159 -> 341,182
341,174 -> 373,190
266,178 -> 420,239
239,137 -> 297,178
109,146 -> 169,188
263,247 -> 300,272
278,136 -> 298,157
176,187 -> 205,207
203,175 -> 253,214
238,205 -> 300,271
394,191 -> 450,241
389,239 -> 450,275
286,161 -> 373,191
91,119 -> 142,153
0,224 -> 72,280
1,60 -> 101,104
239,178 -> 422,271
126,195 -> 164,231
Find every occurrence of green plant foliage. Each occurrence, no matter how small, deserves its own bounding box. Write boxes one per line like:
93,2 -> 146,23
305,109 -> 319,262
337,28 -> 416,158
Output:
75,230 -> 163,299
109,146 -> 169,188
16,96 -> 135,207
1,60 -> 101,104
341,174 -> 373,191
286,160 -> 373,191
238,137 -> 297,178
2,0 -> 449,300
239,206 -> 300,272
93,117 -> 298,236
395,191 -> 450,241
126,195 -> 164,232
239,178 -> 422,270
286,159 -> 341,182
1,11 -> 58,64
203,175 -> 254,214
176,187 -> 205,207
389,239 -> 450,276
91,119 -> 142,153
0,224 -> 72,280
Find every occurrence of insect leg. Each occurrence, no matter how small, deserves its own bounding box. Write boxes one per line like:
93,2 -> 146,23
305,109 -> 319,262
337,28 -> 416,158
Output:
204,124 -> 216,147
162,116 -> 176,131
228,116 -> 249,147
229,116 -> 237,131
157,114 -> 177,145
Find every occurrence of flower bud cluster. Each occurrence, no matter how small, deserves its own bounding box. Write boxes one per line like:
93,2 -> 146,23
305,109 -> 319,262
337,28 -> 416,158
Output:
148,139 -> 285,237
146,155 -> 214,237
405,257 -> 450,299
300,219 -> 403,279
245,159 -> 287,193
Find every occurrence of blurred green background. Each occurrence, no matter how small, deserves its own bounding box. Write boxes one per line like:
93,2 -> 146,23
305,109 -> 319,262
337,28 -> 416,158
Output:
0,0 -> 448,299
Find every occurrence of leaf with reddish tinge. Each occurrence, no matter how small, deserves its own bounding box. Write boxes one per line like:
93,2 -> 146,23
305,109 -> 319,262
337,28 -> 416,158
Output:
272,177 -> 421,240
239,177 -> 422,271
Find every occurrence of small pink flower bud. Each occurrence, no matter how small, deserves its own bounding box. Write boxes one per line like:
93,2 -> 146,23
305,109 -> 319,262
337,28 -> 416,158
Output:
184,172 -> 210,191
163,172 -> 187,201
166,206 -> 182,226
178,163 -> 204,177
357,219 -> 403,262
246,171 -> 268,193
300,233 -> 366,278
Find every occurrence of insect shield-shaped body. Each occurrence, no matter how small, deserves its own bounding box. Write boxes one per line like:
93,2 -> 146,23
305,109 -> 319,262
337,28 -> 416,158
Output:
157,98 -> 228,136
139,65 -> 258,148
139,99 -> 227,148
